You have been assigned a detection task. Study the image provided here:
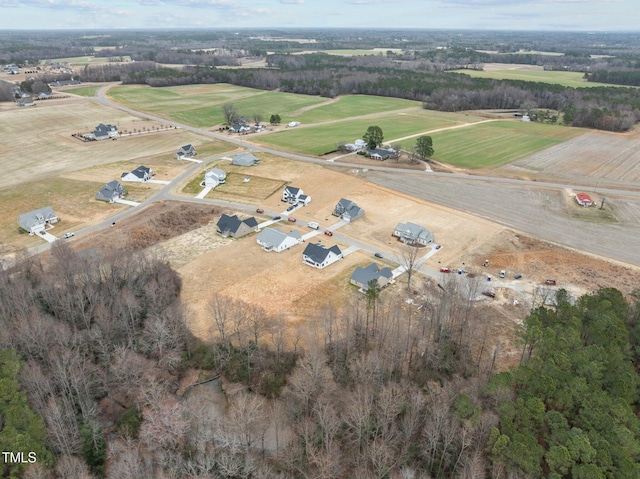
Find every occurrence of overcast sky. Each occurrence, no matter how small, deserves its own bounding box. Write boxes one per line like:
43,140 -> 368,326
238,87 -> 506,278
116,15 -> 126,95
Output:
0,0 -> 637,31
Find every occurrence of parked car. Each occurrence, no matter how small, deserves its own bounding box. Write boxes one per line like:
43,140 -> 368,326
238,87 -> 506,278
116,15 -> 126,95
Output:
545,279 -> 557,286
286,205 -> 296,212
324,230 -> 333,236
440,267 -> 451,273
111,222 -> 116,227
481,291 -> 496,298
374,252 -> 383,258
272,216 -> 281,221
514,274 -> 522,279
63,232 -> 75,239
288,217 -> 296,222
307,221 -> 319,230
500,270 -> 506,278
256,208 -> 264,214
435,244 -> 442,250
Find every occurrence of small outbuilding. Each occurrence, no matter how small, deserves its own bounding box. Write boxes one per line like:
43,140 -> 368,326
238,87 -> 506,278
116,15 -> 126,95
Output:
575,192 -> 593,207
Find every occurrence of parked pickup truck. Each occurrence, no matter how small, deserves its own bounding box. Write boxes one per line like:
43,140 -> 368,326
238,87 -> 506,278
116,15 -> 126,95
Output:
481,291 -> 496,298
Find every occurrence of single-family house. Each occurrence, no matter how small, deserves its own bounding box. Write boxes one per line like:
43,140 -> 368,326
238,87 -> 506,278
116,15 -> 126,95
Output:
230,123 -> 251,134
333,198 -> 365,222
232,153 -> 261,167
282,186 -> 311,205
354,139 -> 367,149
369,148 -> 397,161
37,92 -> 51,100
350,263 -> 393,291
94,123 -> 119,140
216,214 -> 258,238
302,243 -> 343,269
16,96 -> 35,107
575,193 -> 593,207
121,165 -> 152,182
176,144 -> 196,159
393,222 -> 435,246
18,206 -> 59,234
96,180 -> 126,203
256,227 -> 302,252
203,168 -> 227,188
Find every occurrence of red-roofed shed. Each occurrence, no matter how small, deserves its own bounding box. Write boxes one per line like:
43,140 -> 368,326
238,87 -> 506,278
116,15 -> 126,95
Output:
575,193 -> 593,207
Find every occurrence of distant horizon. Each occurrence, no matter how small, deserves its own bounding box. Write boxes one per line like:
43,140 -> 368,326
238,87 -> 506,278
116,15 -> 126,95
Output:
0,0 -> 637,32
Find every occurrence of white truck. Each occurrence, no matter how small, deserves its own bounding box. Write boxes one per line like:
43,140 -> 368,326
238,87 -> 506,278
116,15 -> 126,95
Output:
307,221 -> 319,230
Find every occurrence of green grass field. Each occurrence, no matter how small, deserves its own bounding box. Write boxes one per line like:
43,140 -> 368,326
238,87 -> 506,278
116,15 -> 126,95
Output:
108,84 -> 327,128
293,95 -> 420,123
64,85 -> 101,97
430,121 -> 582,169
258,110 -> 482,155
450,68 -> 625,89
41,55 -> 131,65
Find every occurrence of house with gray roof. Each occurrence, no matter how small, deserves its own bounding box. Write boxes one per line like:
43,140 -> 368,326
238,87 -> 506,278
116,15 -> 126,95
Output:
393,222 -> 434,246
216,214 -> 258,238
203,168 -> 227,188
350,263 -> 393,291
283,186 -> 311,205
96,180 -> 126,203
232,152 -> 260,167
176,144 -> 196,159
256,227 -> 302,252
18,206 -> 59,234
302,243 -> 343,269
333,198 -> 365,222
121,165 -> 152,182
94,123 -> 118,140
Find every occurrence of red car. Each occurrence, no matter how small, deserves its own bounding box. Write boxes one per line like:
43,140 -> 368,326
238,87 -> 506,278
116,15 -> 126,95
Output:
288,217 -> 296,222
440,267 -> 451,273
256,208 -> 264,214
324,230 -> 333,236
481,291 -> 496,298
545,279 -> 557,286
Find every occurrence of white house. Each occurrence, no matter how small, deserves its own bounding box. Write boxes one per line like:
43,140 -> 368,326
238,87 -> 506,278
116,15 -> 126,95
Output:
18,206 -> 59,234
121,165 -> 152,182
283,186 -> 311,205
302,243 -> 343,269
203,168 -> 227,188
393,222 -> 435,246
94,123 -> 119,140
256,228 -> 302,252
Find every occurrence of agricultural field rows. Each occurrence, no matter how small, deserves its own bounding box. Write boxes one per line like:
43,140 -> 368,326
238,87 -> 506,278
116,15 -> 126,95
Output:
501,130 -> 640,184
429,121 -> 581,168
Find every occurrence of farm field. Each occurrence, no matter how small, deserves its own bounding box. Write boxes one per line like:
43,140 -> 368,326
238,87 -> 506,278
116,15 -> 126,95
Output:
500,129 -> 640,187
256,110 -> 485,155
0,99 -> 232,189
296,48 -> 402,56
63,85 -> 102,97
450,66 -> 627,89
108,84 -> 327,128
292,95 -> 420,123
430,121 -> 582,169
40,55 -> 132,65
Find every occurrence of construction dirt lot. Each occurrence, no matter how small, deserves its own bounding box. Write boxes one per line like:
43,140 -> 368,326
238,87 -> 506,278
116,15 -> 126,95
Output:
11,150 -> 638,370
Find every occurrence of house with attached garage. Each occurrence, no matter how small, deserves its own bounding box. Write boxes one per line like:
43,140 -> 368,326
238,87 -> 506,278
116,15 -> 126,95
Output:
18,206 -> 59,234
216,214 -> 258,239
369,147 -> 397,161
176,144 -> 196,159
121,165 -> 152,182
94,123 -> 119,140
302,243 -> 343,269
203,168 -> 227,188
282,186 -> 311,205
333,198 -> 365,222
256,227 -> 302,252
230,123 -> 251,134
350,263 -> 393,291
232,152 -> 261,167
96,180 -> 127,203
393,222 -> 434,246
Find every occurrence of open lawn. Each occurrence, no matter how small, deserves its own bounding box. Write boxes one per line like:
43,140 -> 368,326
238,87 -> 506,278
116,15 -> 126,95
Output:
0,100 -> 232,189
256,110 -> 484,155
206,173 -> 286,203
108,84 -> 327,128
293,95 -> 420,123
450,67 -> 628,89
430,121 -> 582,169
64,85 -> 101,97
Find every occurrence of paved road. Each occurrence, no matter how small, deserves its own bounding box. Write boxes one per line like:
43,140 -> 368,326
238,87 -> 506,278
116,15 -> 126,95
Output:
26,84 -> 633,271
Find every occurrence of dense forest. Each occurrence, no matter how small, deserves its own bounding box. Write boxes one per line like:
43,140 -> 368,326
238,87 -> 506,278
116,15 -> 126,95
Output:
1,243 -> 639,478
